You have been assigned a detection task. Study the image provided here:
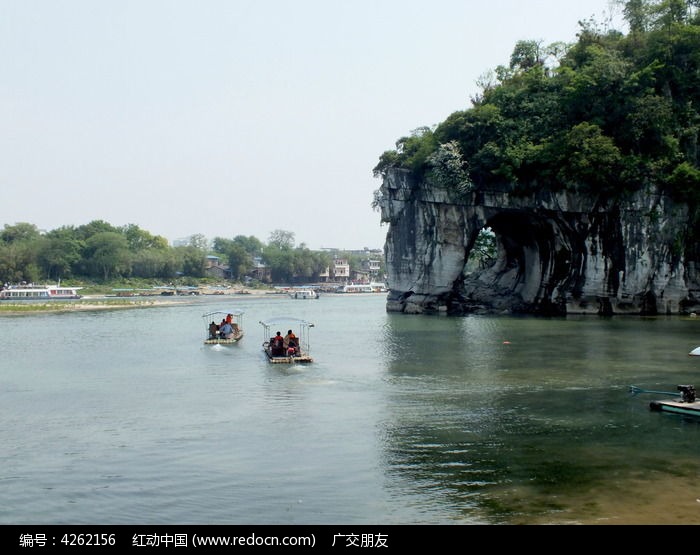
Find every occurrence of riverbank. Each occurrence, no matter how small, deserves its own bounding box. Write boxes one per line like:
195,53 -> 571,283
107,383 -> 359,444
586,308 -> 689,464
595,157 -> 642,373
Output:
0,298 -> 184,315
0,288 -> 292,315
0,286 -> 384,315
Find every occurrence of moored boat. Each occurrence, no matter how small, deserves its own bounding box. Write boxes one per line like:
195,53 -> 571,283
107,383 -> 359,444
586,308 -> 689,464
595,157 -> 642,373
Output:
648,385 -> 700,415
649,398 -> 700,416
630,384 -> 700,417
203,309 -> 244,345
336,283 -> 373,293
260,316 -> 314,363
0,284 -> 82,300
288,288 -> 318,299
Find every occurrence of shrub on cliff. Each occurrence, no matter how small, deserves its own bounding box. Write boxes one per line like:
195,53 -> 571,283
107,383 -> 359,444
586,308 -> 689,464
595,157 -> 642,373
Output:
376,1 -> 700,205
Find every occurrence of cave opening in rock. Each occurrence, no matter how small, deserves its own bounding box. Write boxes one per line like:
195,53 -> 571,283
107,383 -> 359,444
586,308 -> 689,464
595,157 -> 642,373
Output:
464,227 -> 496,276
463,212 -> 538,290
459,210 -> 571,314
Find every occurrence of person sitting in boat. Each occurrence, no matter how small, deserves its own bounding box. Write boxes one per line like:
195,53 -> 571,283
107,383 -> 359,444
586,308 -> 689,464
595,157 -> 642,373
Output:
284,329 -> 297,349
209,321 -> 219,339
220,320 -> 234,339
226,313 -> 233,324
271,331 -> 285,356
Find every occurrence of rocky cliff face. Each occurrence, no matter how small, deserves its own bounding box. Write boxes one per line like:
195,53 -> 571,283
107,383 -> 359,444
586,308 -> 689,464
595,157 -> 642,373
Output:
378,168 -> 700,315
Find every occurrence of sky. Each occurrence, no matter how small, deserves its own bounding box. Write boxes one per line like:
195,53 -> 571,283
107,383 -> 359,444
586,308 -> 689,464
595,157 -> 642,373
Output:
0,0 -> 625,251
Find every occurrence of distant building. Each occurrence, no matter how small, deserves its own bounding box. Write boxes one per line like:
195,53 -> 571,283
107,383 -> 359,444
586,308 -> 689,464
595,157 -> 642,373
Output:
172,237 -> 191,247
362,258 -> 381,276
199,246 -> 383,284
248,256 -> 271,283
352,269 -> 371,283
205,255 -> 231,280
332,258 -> 350,281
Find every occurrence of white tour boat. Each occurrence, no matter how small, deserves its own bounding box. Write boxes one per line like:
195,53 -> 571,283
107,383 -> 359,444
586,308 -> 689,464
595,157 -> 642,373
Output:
0,284 -> 83,300
288,288 -> 318,299
336,283 -> 374,293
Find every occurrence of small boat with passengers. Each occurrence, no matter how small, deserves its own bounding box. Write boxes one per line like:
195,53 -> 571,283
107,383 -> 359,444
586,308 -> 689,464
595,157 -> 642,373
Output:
260,316 -> 314,363
0,283 -> 83,300
203,309 -> 244,345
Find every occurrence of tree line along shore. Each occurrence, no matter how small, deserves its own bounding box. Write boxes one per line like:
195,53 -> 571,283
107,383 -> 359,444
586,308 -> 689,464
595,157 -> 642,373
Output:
0,222 -> 386,288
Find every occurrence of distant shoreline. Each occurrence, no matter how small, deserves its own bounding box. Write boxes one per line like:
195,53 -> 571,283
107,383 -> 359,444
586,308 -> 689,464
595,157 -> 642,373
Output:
0,287 -> 387,315
0,298 -> 186,316
0,289 -> 276,315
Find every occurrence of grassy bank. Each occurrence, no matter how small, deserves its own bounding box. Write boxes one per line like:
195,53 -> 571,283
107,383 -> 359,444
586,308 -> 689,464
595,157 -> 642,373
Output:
0,298 -> 175,315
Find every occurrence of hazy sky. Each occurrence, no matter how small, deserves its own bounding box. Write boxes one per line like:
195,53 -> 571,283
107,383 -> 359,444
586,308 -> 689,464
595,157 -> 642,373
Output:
0,0 -> 623,250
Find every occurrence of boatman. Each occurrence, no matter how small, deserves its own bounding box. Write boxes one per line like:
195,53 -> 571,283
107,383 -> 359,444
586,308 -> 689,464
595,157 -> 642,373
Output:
284,329 -> 297,348
284,330 -> 298,355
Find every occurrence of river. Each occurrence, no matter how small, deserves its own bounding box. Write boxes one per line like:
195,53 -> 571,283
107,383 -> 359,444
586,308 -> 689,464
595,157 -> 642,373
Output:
2,293 -> 700,525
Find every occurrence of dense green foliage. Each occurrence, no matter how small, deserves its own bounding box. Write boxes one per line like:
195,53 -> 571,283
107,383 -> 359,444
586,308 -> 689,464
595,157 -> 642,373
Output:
0,221 -> 374,285
374,0 -> 700,205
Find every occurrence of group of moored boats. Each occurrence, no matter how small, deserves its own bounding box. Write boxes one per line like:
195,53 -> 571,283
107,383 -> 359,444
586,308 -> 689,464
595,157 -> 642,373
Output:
202,309 -> 315,364
284,282 -> 388,299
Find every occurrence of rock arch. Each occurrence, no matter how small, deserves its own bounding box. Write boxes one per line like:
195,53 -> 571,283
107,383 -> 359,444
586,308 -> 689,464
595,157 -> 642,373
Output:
378,169 -> 695,315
